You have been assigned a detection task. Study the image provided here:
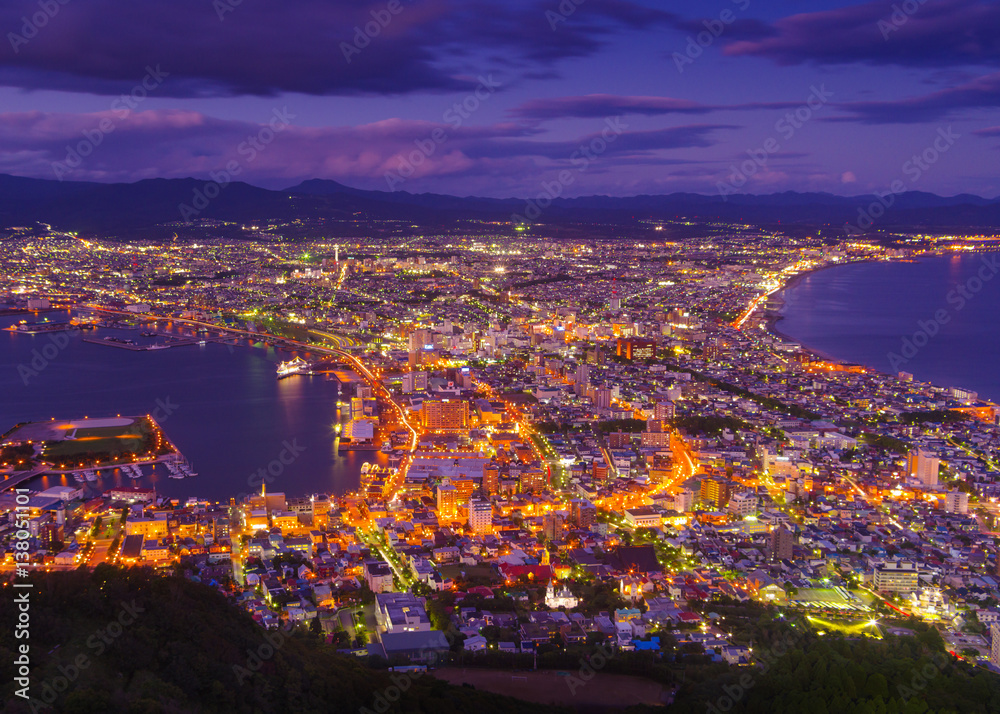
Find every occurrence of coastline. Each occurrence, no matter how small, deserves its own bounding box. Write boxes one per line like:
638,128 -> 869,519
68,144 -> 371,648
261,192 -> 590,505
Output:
762,258 -> 880,363
759,251 -> 1000,402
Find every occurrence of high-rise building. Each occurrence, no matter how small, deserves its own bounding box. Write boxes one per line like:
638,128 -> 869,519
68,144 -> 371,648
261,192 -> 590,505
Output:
575,363 -> 590,387
542,512 -> 565,540
768,525 -> 794,561
944,490 -> 969,514
408,328 -> 431,352
592,463 -> 610,483
728,491 -> 757,517
593,387 -> 612,409
653,401 -> 675,420
40,522 -> 63,550
422,399 -> 470,433
449,477 -> 476,505
700,476 -> 732,509
991,623 -> 1000,669
640,431 -> 672,447
436,480 -> 457,517
570,499 -> 597,529
482,463 -> 500,496
616,337 -> 656,361
873,560 -> 919,593
468,497 -> 492,535
674,489 -> 695,513
907,448 -> 940,487
519,468 -> 547,493
608,432 -> 633,449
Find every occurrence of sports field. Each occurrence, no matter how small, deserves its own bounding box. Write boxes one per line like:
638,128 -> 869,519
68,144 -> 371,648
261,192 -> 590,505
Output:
1,416 -> 167,468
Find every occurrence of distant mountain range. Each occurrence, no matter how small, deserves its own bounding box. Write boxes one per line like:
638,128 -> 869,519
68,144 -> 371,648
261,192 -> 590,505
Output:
2,173 -> 1000,236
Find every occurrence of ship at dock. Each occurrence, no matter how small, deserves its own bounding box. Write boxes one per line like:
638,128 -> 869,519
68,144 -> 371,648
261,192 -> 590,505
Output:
276,356 -> 310,378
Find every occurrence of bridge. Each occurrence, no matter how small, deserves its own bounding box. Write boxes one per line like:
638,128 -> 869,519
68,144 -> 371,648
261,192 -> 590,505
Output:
0,466 -> 49,493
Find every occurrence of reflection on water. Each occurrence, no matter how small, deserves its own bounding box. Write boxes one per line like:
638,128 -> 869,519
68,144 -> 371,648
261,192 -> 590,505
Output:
0,314 -> 375,499
778,252 -> 1000,402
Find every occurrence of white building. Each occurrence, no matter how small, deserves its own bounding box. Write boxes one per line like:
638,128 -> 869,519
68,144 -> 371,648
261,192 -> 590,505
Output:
944,490 -> 969,514
674,489 -> 695,513
728,491 -> 757,517
624,507 -> 661,528
345,419 -> 375,444
907,448 -> 940,488
468,497 -> 492,534
375,592 -> 431,633
873,560 -> 919,594
545,581 -> 579,609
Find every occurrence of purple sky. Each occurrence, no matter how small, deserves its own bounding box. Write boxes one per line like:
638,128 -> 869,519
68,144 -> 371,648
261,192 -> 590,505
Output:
1,0 -> 999,198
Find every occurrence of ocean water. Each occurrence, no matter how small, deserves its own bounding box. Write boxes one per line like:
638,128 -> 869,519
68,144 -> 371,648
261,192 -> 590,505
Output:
777,251 -> 1000,403
0,314 -> 378,500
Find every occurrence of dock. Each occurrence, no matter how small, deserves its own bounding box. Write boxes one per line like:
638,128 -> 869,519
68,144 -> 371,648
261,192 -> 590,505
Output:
82,336 -> 231,351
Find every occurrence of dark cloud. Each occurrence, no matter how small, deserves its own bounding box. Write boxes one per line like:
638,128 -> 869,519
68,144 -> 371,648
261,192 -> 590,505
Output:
0,0 -> 679,97
828,72 -> 1000,123
973,126 -> 1000,137
512,95 -> 714,120
462,124 -> 736,159
510,94 -> 828,121
723,0 -> 1000,68
0,109 -> 732,190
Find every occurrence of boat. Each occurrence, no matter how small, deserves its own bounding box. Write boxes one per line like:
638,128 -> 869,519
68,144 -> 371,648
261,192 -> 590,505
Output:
73,473 -> 86,484
84,470 -> 97,482
148,343 -> 170,350
276,356 -> 309,378
140,331 -> 157,337
380,442 -> 393,454
128,465 -> 143,479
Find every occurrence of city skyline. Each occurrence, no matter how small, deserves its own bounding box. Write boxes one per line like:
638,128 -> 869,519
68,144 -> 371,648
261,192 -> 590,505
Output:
4,2 -> 1000,712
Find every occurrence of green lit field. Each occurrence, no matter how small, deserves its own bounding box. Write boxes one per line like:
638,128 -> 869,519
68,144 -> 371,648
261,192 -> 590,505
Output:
7,415 -> 175,468
787,587 -> 874,612
807,614 -> 884,639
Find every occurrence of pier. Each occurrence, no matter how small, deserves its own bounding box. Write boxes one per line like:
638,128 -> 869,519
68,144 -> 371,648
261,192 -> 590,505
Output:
82,335 -> 232,351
